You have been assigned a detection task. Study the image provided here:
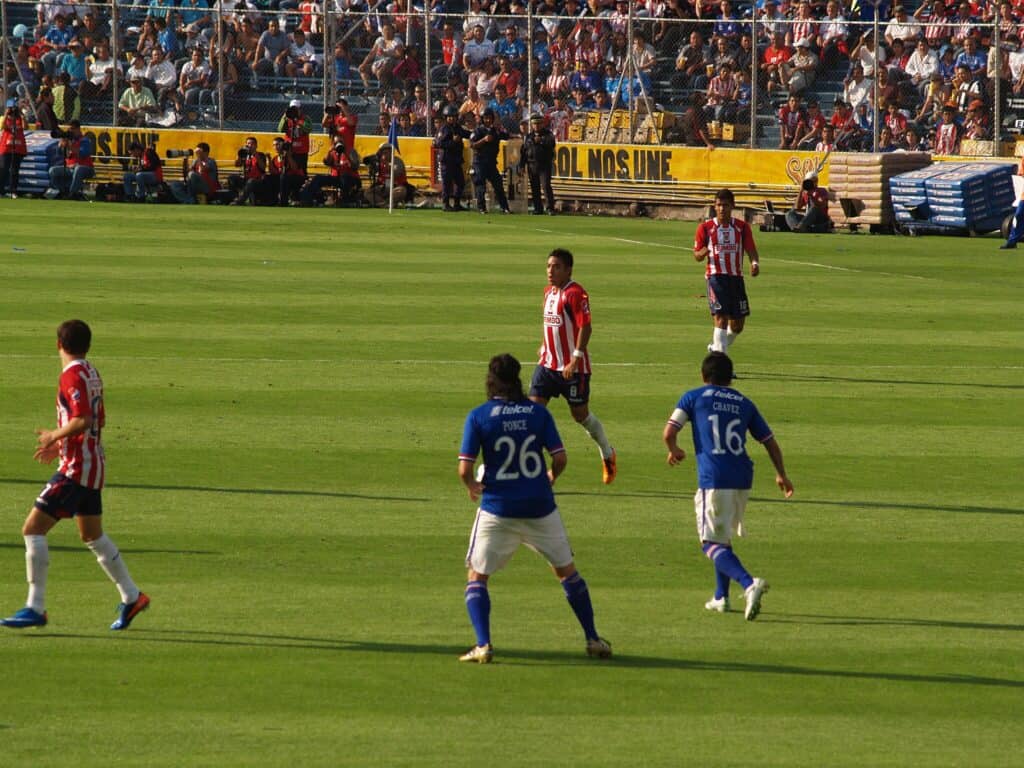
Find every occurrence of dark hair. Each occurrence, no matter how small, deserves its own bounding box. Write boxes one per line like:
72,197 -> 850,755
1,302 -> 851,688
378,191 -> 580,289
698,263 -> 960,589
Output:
715,188 -> 735,204
486,353 -> 526,400
702,352 -> 734,385
549,247 -> 573,268
57,319 -> 91,355
197,142 -> 210,152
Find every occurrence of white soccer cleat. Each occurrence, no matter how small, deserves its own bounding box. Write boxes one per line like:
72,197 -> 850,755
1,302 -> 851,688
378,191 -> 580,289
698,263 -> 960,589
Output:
586,636 -> 613,659
744,578 -> 769,621
458,644 -> 493,664
704,596 -> 730,613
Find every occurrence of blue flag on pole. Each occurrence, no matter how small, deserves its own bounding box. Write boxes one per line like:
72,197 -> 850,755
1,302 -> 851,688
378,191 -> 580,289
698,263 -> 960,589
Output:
388,116 -> 400,155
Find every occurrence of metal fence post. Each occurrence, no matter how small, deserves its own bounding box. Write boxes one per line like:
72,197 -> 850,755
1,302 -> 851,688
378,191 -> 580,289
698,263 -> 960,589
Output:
110,0 -> 119,125
423,1 -> 431,136
993,18 -> 1001,158
750,12 -> 757,150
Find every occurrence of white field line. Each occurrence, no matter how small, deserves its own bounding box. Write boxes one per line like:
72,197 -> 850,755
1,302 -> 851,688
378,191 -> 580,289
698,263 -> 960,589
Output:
1,354 -> 1020,370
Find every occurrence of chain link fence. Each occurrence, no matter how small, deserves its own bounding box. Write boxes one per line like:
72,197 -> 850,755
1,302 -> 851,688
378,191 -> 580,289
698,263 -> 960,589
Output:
1,0 -> 1020,157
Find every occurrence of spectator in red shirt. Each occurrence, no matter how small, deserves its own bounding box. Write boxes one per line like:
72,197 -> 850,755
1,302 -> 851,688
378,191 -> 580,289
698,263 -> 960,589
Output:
763,32 -> 793,94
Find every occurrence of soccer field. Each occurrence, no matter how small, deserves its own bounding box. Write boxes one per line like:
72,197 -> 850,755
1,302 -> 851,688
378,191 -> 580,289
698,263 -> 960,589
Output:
0,202 -> 1021,767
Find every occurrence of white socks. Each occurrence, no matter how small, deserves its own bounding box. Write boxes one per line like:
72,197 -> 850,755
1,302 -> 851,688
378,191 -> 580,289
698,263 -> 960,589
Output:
711,327 -> 728,352
87,534 -> 140,604
580,413 -> 614,459
710,327 -> 739,353
25,535 -> 49,613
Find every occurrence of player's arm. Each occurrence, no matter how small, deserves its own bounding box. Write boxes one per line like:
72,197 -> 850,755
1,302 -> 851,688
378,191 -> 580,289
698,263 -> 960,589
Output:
563,322 -> 591,378
693,224 -> 709,261
744,225 -> 760,277
663,408 -> 688,465
548,448 -> 567,486
761,436 -> 793,497
35,415 -> 92,462
457,458 -> 484,501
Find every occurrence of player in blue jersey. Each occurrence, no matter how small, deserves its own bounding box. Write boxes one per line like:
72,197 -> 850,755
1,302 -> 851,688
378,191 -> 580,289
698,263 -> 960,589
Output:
456,353 -> 612,663
662,352 -> 793,620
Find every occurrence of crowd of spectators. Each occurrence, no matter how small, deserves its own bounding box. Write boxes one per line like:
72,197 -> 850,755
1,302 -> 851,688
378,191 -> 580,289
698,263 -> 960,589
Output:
2,0 -> 1022,153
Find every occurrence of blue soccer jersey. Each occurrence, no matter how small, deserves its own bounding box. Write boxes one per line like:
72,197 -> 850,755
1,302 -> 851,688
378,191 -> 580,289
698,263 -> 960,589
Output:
669,385 -> 773,490
459,399 -> 564,518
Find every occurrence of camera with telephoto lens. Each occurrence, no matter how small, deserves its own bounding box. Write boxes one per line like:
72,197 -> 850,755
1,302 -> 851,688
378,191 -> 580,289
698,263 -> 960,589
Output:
50,129 -> 74,139
166,148 -> 194,158
801,178 -> 815,191
324,105 -> 340,116
238,147 -> 252,159
285,106 -> 299,119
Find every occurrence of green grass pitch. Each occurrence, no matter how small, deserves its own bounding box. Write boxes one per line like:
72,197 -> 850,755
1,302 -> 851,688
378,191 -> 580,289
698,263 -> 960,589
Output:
0,201 -> 1021,767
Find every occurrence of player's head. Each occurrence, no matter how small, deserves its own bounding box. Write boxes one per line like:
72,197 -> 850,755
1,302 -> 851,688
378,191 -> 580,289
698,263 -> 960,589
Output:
57,319 -> 91,356
714,188 -> 735,220
486,353 -> 526,401
546,248 -> 573,287
701,352 -> 734,386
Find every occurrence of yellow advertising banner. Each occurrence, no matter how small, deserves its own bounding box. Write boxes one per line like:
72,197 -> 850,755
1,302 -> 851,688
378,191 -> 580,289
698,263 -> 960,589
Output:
81,125 -> 437,183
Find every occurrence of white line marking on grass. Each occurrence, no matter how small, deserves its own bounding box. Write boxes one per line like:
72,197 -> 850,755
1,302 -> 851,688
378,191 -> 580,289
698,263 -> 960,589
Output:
530,228 -> 932,281
1,354 -> 1021,371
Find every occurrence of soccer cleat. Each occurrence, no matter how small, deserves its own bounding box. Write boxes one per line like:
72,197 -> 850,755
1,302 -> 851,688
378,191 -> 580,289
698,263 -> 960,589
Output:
601,450 -> 617,484
458,643 -> 493,663
744,578 -> 769,621
110,592 -> 150,631
0,607 -> 48,628
1000,243 -> 1017,250
707,343 -> 715,353
705,596 -> 730,613
586,636 -> 612,659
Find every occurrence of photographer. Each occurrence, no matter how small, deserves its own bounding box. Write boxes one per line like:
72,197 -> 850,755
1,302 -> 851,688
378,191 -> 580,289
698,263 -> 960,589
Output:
269,137 -> 305,205
521,113 -> 556,216
0,99 -> 28,199
278,99 -> 312,172
228,136 -> 270,206
122,140 -> 164,202
118,74 -> 158,127
323,97 -> 358,155
300,141 -> 361,207
785,172 -> 832,234
45,120 -> 94,200
364,143 -> 409,207
170,142 -> 221,204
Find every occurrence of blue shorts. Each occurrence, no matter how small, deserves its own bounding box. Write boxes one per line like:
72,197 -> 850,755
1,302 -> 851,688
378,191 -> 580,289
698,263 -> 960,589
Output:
529,365 -> 591,406
707,275 -> 750,318
35,472 -> 102,520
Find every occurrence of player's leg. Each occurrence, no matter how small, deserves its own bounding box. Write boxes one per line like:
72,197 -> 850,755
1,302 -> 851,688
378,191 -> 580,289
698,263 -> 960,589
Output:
527,363 -> 555,407
461,511 -> 519,661
531,512 -> 611,657
726,316 -> 745,350
698,489 -> 768,620
567,377 -> 616,483
707,276 -> 730,352
77,509 -> 149,630
489,167 -> 510,212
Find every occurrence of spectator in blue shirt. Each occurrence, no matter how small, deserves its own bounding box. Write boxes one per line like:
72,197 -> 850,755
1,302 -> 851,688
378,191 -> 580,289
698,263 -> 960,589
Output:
954,36 -> 986,78
42,15 -> 76,78
488,84 -> 519,132
58,40 -> 88,87
495,25 -> 527,68
155,17 -> 179,58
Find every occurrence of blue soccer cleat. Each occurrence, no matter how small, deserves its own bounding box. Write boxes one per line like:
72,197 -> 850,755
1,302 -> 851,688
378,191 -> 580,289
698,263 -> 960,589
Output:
110,592 -> 150,631
0,607 -> 48,629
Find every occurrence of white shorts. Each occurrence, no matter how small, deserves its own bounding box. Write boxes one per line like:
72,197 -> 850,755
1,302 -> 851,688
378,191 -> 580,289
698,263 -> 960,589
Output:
694,488 -> 750,544
465,508 -> 574,575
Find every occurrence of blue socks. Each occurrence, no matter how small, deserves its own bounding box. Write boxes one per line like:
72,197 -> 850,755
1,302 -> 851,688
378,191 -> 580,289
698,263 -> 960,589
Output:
702,542 -> 753,592
464,580 -> 491,646
561,572 -> 598,640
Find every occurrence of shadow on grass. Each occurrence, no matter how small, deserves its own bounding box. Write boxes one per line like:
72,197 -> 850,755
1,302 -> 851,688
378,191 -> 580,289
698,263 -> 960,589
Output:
23,629 -> 1024,689
766,612 -> 1024,633
0,478 -> 429,503
559,491 -> 1023,517
0,543 -> 218,555
741,370 -> 1024,391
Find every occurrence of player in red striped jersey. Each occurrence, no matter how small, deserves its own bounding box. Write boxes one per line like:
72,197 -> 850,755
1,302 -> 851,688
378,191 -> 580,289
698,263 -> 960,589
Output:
693,188 -> 761,357
1,320 -> 149,630
529,249 -> 617,484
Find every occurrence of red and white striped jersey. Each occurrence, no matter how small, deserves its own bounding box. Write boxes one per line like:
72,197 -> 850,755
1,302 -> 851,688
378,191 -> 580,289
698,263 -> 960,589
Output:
539,280 -> 592,374
56,359 -> 106,489
694,217 -> 757,277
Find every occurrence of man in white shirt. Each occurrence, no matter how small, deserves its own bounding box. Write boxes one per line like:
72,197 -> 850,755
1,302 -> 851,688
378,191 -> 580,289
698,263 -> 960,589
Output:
884,6 -> 922,47
906,37 -> 939,95
285,29 -> 318,77
145,47 -> 178,109
462,24 -> 495,72
844,63 -> 873,109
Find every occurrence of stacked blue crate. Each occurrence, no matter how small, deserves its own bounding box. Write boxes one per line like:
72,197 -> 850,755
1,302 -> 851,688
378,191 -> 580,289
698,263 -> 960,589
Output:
18,131 -> 63,195
889,162 -> 1017,234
